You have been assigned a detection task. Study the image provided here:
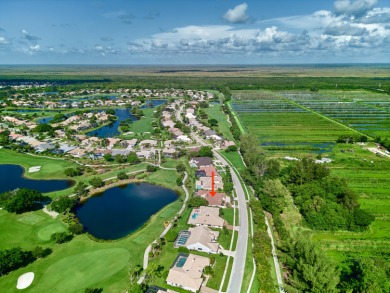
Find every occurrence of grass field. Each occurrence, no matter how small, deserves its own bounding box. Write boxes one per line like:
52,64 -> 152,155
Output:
0,155 -> 184,292
231,89 -> 390,287
203,104 -> 234,141
0,194 -> 184,293
239,112 -> 356,143
306,144 -> 390,263
127,107 -> 156,133
0,149 -> 78,180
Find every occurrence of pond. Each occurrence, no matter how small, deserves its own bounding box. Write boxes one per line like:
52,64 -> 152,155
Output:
76,182 -> 178,240
86,100 -> 166,138
0,164 -> 75,194
86,108 -> 138,138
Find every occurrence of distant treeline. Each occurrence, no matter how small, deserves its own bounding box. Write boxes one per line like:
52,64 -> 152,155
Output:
0,75 -> 389,92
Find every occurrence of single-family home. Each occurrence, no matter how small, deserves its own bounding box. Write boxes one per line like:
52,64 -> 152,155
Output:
185,226 -> 219,254
139,139 -> 158,149
166,254 -> 210,293
189,157 -> 212,168
187,206 -> 225,228
196,190 -> 230,207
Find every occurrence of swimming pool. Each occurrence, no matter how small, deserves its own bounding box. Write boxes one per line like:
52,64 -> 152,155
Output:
192,213 -> 199,220
176,256 -> 188,268
174,230 -> 191,247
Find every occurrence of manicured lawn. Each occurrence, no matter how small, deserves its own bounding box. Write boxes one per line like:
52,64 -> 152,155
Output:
0,164 -> 185,293
30,248 -> 130,293
205,253 -> 229,290
0,149 -> 78,180
220,151 -> 246,173
37,222 -> 68,241
0,210 -> 62,250
203,104 -> 234,141
128,108 -> 156,133
222,207 -> 236,226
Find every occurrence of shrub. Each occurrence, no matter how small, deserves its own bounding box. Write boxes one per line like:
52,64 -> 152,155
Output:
89,177 -> 104,188
51,232 -> 73,244
117,171 -> 129,180
188,196 -> 208,207
51,196 -> 77,213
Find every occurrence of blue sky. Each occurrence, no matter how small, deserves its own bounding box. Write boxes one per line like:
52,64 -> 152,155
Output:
0,0 -> 389,64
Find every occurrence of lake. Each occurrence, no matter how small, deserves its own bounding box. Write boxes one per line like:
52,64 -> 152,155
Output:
86,108 -> 138,137
76,182 -> 178,240
0,164 -> 75,194
86,100 -> 166,138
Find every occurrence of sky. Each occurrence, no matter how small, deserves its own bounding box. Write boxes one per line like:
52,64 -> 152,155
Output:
0,0 -> 389,64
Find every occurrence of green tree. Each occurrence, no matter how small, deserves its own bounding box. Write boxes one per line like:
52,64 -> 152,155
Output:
285,237 -> 340,293
198,146 -> 213,157
188,196 -> 208,207
117,171 -> 129,180
127,152 -> 140,164
0,247 -> 35,276
64,167 -> 83,177
51,232 -> 72,244
261,179 -> 288,213
105,109 -> 115,115
85,288 -> 103,293
103,153 -> 113,162
51,196 -> 77,213
89,177 -> 104,188
176,163 -> 186,173
34,123 -> 53,132
114,154 -> 127,163
2,188 -> 45,214
208,118 -> 218,127
32,246 -> 52,259
74,182 -> 88,196
146,165 -> 158,172
69,223 -> 84,235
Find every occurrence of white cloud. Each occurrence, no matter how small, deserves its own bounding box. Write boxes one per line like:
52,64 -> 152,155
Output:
21,29 -> 40,41
0,36 -> 9,45
223,3 -> 249,23
362,7 -> 390,23
94,45 -> 117,56
334,0 -> 378,17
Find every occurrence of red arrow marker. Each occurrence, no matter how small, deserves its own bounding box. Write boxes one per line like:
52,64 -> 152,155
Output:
210,171 -> 216,197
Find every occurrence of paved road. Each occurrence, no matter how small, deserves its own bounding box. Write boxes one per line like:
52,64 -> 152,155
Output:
178,104 -> 249,293
214,151 -> 248,293
190,132 -> 248,293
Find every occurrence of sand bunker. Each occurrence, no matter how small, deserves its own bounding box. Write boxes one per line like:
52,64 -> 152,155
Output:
16,272 -> 34,289
28,166 -> 41,173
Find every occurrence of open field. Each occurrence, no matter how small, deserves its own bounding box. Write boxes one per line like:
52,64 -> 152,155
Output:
127,107 -> 156,133
307,144 -> 390,263
231,90 -> 390,284
203,103 -> 234,141
231,89 -> 390,154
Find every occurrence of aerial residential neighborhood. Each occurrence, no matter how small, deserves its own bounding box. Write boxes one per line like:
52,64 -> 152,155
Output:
1,0 -> 389,293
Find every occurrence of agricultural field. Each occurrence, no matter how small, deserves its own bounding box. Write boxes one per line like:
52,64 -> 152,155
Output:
278,90 -> 390,138
231,90 -> 390,280
308,143 -> 390,262
231,90 -> 390,153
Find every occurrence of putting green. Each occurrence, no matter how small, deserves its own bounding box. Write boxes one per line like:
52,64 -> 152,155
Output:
37,223 -> 67,241
18,213 -> 45,225
31,248 -> 130,293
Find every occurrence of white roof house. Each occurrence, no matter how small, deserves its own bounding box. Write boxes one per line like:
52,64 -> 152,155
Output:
166,254 -> 210,292
186,226 -> 219,254
187,206 -> 225,229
